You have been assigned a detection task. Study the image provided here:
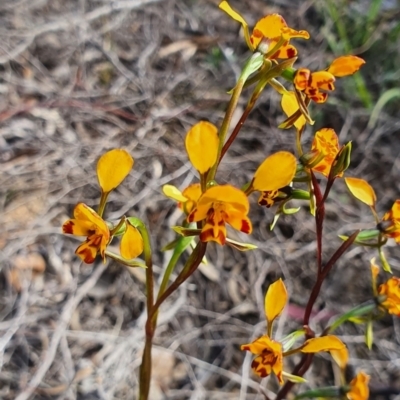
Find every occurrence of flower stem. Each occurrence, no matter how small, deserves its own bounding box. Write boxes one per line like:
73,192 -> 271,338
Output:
138,241 -> 207,400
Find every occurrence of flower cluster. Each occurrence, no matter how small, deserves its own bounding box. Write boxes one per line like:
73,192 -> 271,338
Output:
62,149 -> 143,264
241,279 -> 348,384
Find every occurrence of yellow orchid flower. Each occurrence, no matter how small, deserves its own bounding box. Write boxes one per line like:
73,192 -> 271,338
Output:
62,203 -> 111,263
345,178 -> 400,242
62,203 -> 144,264
294,56 -> 365,104
242,336 -> 284,383
248,151 -> 297,207
242,279 -> 347,384
381,200 -> 400,243
280,56 -> 365,128
185,121 -> 219,175
378,277 -> 400,316
346,371 -> 370,400
187,184 -> 252,245
310,128 -> 342,178
294,68 -> 336,103
219,1 -> 309,56
163,183 -> 202,215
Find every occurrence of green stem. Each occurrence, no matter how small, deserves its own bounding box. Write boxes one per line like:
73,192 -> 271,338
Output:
97,191 -> 110,217
157,235 -> 194,301
126,218 -> 154,400
207,78 -> 245,181
325,301 -> 376,334
139,241 -> 207,400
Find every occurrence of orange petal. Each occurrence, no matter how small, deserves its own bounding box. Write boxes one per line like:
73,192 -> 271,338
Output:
271,44 -> 297,59
382,200 -> 400,222
241,335 -> 281,356
225,209 -> 252,234
253,152 -> 296,191
197,185 -> 249,213
347,372 -> 370,400
251,14 -> 287,49
97,149 -> 133,193
265,278 -> 288,324
302,335 -> 345,353
294,68 -> 311,91
280,26 -> 310,40
327,55 -> 365,77
309,71 -> 335,91
345,177 -> 377,207
62,219 -> 94,236
75,240 -> 98,264
200,222 -> 227,245
180,183 -> 202,214
120,223 -> 144,260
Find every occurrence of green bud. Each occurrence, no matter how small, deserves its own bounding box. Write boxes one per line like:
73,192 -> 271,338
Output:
330,141 -> 352,178
365,319 -> 374,350
300,150 -> 325,169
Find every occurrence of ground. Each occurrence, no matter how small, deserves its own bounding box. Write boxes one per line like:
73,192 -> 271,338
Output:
1,0 -> 400,399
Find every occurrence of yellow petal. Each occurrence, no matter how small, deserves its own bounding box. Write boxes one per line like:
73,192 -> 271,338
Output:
185,121 -> 219,174
97,149 -> 134,193
281,91 -> 306,130
253,152 -> 296,191
281,26 -> 310,40
196,185 -> 249,213
327,55 -> 365,77
331,346 -> 349,369
63,203 -> 109,237
180,183 -> 202,214
162,184 -> 187,202
120,223 -> 144,260
345,177 -> 377,207
265,278 -> 288,324
302,335 -> 345,353
219,1 -> 253,50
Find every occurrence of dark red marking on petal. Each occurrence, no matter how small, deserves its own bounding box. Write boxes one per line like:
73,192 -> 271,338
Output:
240,219 -> 251,233
62,220 -> 75,234
287,47 -> 296,58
